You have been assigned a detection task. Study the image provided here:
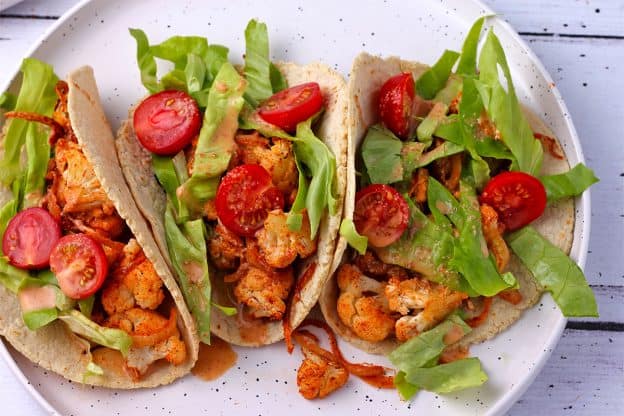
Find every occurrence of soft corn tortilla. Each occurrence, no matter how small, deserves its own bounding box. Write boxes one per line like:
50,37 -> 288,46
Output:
116,62 -> 348,347
0,66 -> 199,388
320,52 -> 574,355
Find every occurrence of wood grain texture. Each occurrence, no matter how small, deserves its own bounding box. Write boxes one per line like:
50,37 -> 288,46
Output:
0,0 -> 621,415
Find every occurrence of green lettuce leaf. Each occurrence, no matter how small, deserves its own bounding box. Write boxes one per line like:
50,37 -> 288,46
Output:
506,226 -> 598,317
129,28 -> 161,94
150,35 -> 209,69
394,371 -> 420,400
164,204 -> 212,342
476,30 -> 543,175
59,310 -> 133,356
212,302 -> 237,316
82,362 -> 104,382
339,219 -> 368,255
0,257 -> 30,294
402,358 -> 488,394
178,62 -> 246,217
416,75 -> 462,143
541,163 -> 599,203
415,50 -> 460,100
388,315 -> 471,373
78,296 -> 95,319
291,117 -> 338,238
22,308 -> 58,331
361,124 -> 404,184
270,62 -> 288,93
152,152 -> 189,222
243,19 -> 273,107
0,58 -> 58,187
456,17 -> 486,77
433,179 -> 515,296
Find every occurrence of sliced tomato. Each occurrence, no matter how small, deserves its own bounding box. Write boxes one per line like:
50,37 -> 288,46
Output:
2,207 -> 61,269
378,72 -> 415,139
215,164 -> 285,237
49,234 -> 108,300
258,82 -> 323,133
354,184 -> 409,248
133,90 -> 201,155
479,171 -> 547,231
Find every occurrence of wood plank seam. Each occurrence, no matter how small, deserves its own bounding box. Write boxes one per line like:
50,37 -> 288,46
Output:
566,321 -> 624,331
520,31 -> 624,40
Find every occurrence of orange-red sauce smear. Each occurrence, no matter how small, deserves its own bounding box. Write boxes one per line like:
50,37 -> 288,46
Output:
192,337 -> 238,381
295,319 -> 395,389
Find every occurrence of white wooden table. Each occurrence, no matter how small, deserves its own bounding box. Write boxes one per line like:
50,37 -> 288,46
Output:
0,0 -> 622,415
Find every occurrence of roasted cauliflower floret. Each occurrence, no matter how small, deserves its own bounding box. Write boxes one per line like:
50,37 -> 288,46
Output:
336,264 -> 395,342
235,132 -> 298,197
52,138 -> 124,238
101,239 -> 164,315
255,210 -> 317,269
480,203 -> 510,273
106,308 -> 187,376
388,276 -> 468,341
233,265 -> 294,320
297,344 -> 348,399
208,222 -> 244,270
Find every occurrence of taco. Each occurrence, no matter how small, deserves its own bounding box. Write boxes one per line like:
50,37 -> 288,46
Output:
115,20 -> 347,347
0,60 -> 198,388
320,18 -> 598,398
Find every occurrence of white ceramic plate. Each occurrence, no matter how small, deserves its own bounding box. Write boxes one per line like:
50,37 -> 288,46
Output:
0,0 -> 590,415
0,0 -> 23,12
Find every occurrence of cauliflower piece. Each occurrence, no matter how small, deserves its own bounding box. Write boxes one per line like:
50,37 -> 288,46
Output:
235,132 -> 298,196
391,279 -> 468,341
297,345 -> 348,399
480,203 -> 510,273
336,264 -> 395,342
101,239 -> 164,315
106,308 -> 187,377
208,222 -> 244,270
52,138 -> 124,238
255,210 -> 316,269
233,265 -> 294,320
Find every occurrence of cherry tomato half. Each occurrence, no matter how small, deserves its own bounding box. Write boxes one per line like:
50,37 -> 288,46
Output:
479,171 -> 547,231
2,207 -> 61,269
133,90 -> 201,155
215,164 -> 285,237
354,184 -> 409,248
378,72 -> 415,139
258,82 -> 323,133
49,233 -> 108,300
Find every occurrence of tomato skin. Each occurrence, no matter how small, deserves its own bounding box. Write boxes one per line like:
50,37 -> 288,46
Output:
480,171 -> 547,231
258,82 -> 323,133
2,207 -> 61,269
133,90 -> 201,155
49,234 -> 108,300
378,72 -> 415,139
354,184 -> 409,248
215,164 -> 285,237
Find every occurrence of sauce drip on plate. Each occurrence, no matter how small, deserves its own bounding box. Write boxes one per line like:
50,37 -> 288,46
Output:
192,337 -> 237,381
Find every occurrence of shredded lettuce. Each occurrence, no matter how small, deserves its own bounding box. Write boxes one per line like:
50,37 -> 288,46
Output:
507,226 -> 598,317
415,50 -> 460,100
0,58 -> 58,202
416,75 -> 462,143
59,310 -> 133,356
243,19 -> 273,106
361,124 -> 404,184
401,358 -> 488,394
178,62 -> 246,217
0,257 -> 30,294
22,308 -> 58,331
78,296 -> 95,319
129,28 -> 161,93
164,205 -> 212,343
476,30 -> 543,175
456,17 -> 486,77
212,302 -> 237,316
541,163 -> 599,203
82,362 -> 104,382
339,219 -> 368,255
152,152 -> 190,222
270,62 -> 288,93
388,315 -> 486,399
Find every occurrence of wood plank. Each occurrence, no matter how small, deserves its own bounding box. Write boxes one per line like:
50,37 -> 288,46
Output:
486,0 -> 624,37
525,36 -> 624,288
509,329 -> 624,414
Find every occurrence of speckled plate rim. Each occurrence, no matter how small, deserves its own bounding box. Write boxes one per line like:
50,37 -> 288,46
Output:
0,0 -> 591,415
